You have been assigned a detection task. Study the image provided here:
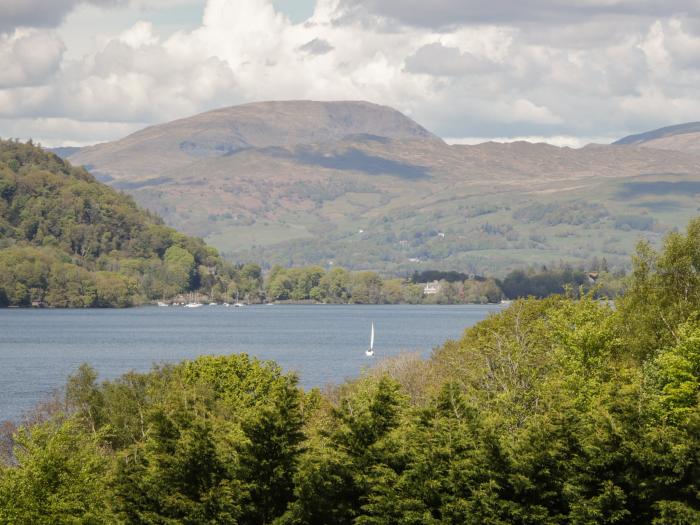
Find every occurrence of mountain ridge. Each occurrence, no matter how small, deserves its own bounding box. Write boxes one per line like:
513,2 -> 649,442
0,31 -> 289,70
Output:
614,122 -> 700,145
613,121 -> 700,155
64,102 -> 700,273
70,100 -> 441,180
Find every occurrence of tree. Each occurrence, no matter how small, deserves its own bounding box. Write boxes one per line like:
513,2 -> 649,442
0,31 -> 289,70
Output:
351,272 -> 383,304
0,419 -> 115,524
163,245 -> 195,293
284,376 -> 406,524
318,267 -> 351,303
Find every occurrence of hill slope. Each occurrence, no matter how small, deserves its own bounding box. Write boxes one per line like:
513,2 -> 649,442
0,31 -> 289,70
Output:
614,122 -> 700,154
66,104 -> 700,274
70,100 -> 440,181
0,140 -> 255,307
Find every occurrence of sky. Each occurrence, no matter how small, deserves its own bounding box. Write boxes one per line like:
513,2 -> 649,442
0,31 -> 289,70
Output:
1,0 -> 699,147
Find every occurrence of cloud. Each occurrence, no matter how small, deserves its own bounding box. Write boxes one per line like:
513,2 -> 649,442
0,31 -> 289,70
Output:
2,0 -> 700,146
405,42 -> 501,76
445,135 -> 612,148
298,37 -> 334,55
0,0 -> 127,33
335,0 -> 700,29
0,117 -> 144,146
0,30 -> 65,88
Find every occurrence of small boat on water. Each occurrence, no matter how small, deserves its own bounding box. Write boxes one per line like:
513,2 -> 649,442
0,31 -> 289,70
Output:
184,292 -> 202,308
365,322 -> 375,357
157,301 -> 168,307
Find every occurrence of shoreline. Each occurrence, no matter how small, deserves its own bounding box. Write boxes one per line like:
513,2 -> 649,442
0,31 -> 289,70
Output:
1,301 -> 506,310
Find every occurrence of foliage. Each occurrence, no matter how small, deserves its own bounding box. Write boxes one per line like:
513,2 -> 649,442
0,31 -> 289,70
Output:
0,418 -> 114,524
497,263 -> 625,299
513,201 -> 608,226
0,139 -> 256,307
263,265 -> 505,304
2,219 -> 700,524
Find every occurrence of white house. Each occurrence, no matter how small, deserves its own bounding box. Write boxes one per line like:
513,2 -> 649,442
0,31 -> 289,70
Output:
424,280 -> 441,295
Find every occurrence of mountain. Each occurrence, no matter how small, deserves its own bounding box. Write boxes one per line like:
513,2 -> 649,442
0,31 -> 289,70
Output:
65,103 -> 700,274
70,100 -> 440,181
614,122 -> 700,154
0,139 -> 256,307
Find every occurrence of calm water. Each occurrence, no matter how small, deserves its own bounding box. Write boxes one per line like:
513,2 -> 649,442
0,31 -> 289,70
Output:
0,304 -> 501,422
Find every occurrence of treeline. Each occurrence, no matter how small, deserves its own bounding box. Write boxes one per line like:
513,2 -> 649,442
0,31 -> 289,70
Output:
410,270 -> 473,283
262,264 -> 624,305
264,265 -> 503,304
0,139 -> 256,307
498,260 -> 625,299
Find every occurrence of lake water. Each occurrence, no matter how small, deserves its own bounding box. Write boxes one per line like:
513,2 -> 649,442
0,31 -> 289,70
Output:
0,304 -> 501,422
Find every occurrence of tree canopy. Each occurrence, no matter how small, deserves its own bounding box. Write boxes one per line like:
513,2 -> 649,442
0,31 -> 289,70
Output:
0,139 -> 259,307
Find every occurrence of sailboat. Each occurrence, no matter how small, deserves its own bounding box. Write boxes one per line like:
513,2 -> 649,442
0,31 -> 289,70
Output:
365,322 -> 375,357
184,291 -> 202,308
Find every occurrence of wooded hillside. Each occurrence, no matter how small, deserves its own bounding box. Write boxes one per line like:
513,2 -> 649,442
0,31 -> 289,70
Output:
0,139 -> 257,307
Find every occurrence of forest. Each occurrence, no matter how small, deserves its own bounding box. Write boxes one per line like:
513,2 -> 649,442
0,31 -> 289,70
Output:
1,218 -> 698,524
0,139 -> 258,307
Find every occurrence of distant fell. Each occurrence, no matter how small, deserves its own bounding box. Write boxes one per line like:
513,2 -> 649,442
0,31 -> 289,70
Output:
614,122 -> 700,154
70,100 -> 440,180
62,102 -> 700,274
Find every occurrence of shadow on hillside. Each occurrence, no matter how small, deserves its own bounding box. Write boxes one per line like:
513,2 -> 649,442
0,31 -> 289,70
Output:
295,148 -> 431,179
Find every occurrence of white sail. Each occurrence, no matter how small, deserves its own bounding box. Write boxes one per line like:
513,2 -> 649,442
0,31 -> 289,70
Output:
366,322 -> 375,357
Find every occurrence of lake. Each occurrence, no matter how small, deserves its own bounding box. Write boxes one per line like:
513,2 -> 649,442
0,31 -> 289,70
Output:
0,304 -> 502,422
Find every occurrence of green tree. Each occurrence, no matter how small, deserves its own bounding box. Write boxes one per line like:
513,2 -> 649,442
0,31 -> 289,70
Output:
0,419 -> 114,524
163,245 -> 195,293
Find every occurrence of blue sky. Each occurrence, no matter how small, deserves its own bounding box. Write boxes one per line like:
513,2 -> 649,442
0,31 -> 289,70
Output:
272,0 -> 316,23
1,0 -> 699,147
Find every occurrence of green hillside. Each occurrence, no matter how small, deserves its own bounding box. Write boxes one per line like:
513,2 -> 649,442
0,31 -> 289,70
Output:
63,102 -> 700,275
0,139 -> 258,307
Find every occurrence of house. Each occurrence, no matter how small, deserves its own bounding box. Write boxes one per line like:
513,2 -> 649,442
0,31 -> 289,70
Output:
424,280 -> 441,295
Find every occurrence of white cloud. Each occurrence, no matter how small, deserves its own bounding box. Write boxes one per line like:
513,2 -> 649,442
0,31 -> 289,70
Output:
0,30 -> 65,88
405,42 -> 502,76
1,0 -> 700,146
119,20 -> 158,47
445,135 -> 613,148
0,117 -> 144,146
335,0 -> 700,29
0,0 -> 129,33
